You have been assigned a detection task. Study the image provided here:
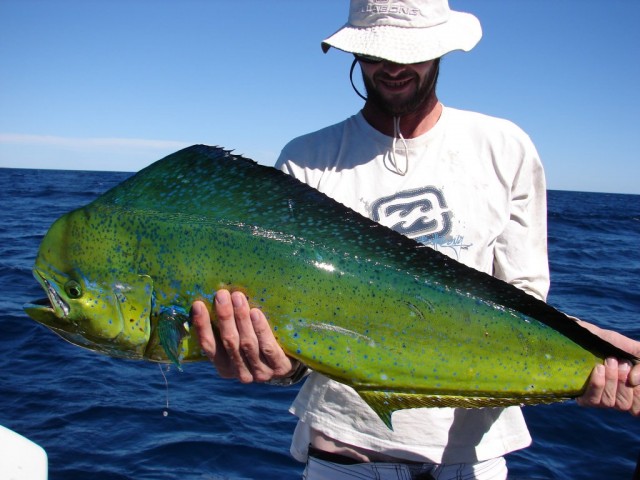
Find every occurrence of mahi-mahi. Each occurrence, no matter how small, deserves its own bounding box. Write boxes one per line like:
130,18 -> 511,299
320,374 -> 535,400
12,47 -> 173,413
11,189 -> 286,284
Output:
24,145 -> 638,428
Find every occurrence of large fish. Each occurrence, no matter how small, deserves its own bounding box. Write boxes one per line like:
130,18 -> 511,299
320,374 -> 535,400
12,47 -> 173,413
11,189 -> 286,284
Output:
24,145 -> 637,428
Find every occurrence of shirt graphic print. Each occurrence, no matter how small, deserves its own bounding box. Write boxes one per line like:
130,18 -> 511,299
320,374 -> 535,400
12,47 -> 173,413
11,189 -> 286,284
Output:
370,186 -> 470,260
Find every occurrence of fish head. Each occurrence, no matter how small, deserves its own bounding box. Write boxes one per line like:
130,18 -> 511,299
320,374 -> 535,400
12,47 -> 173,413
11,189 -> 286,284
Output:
23,211 -> 155,360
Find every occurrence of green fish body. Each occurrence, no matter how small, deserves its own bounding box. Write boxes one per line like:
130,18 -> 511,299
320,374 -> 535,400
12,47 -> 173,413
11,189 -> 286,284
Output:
24,145 -> 637,428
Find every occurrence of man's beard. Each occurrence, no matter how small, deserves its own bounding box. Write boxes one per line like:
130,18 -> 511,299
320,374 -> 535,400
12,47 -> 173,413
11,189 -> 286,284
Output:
362,60 -> 440,116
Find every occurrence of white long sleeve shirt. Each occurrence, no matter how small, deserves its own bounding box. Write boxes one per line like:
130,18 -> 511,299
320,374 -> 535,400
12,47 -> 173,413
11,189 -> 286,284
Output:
275,106 -> 549,464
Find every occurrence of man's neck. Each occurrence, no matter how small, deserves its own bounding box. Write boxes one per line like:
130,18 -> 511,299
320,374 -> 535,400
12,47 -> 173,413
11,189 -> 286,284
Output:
361,97 -> 442,138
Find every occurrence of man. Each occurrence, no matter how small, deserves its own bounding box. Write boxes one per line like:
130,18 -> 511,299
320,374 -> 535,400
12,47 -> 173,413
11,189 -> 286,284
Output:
191,1 -> 640,478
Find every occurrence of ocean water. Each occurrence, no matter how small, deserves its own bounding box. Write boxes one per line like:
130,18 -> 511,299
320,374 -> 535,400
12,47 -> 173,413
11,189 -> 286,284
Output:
0,167 -> 638,480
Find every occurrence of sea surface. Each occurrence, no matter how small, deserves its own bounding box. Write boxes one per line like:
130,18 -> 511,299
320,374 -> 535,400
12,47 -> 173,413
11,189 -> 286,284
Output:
0,167 -> 638,480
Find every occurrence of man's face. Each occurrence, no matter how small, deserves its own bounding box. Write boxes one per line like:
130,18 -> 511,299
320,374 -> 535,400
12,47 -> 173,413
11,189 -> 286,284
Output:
359,58 -> 439,116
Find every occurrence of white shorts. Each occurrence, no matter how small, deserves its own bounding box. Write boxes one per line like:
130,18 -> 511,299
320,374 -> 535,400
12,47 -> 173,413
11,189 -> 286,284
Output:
302,453 -> 507,480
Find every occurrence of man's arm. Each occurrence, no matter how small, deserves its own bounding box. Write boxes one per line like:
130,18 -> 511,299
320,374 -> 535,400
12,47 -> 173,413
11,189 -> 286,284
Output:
489,135 -> 639,417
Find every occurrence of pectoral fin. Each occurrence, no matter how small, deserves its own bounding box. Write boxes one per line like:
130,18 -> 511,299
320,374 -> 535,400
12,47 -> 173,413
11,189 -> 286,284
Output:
157,306 -> 190,369
113,275 -> 154,349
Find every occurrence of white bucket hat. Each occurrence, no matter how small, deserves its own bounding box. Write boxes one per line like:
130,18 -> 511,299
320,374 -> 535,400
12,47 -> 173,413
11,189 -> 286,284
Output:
322,0 -> 482,64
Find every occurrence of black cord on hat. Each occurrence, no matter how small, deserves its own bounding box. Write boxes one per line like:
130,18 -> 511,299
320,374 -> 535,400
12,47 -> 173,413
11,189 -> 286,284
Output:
349,58 -> 368,101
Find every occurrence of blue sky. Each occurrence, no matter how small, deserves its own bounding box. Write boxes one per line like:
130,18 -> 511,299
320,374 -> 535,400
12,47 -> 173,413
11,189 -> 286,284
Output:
1,0 -> 639,194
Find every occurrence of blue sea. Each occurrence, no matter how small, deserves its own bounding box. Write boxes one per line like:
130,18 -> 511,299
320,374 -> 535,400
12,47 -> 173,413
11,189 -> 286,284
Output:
0,167 -> 638,479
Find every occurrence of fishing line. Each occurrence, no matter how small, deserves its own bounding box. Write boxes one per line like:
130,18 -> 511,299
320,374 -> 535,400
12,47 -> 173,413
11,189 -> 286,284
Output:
158,363 -> 170,417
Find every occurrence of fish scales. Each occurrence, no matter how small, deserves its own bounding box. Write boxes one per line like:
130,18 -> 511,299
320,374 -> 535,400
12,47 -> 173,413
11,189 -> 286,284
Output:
24,145 -> 638,428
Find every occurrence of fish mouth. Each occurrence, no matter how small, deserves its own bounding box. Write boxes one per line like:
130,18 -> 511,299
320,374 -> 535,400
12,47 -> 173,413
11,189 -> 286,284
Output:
23,269 -> 69,324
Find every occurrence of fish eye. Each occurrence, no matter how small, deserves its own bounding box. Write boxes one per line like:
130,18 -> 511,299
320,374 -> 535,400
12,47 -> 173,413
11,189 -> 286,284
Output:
64,280 -> 83,299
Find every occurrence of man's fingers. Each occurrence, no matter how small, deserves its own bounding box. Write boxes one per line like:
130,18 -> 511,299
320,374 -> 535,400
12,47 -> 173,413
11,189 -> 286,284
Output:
577,364 -> 606,407
191,299 -> 233,374
192,289 -> 294,384
601,357 -> 620,408
614,361 -> 634,411
630,364 -> 640,387
250,308 -> 293,377
577,358 -> 640,415
631,385 -> 640,416
191,300 -> 217,358
231,291 -> 275,382
215,290 -> 254,383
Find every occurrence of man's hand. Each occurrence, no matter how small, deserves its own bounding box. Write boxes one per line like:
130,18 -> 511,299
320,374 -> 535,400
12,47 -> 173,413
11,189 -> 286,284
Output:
191,289 -> 296,383
576,320 -> 640,416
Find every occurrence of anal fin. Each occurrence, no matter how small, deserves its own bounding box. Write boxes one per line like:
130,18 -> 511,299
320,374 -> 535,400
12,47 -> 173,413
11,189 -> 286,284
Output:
356,390 -> 572,430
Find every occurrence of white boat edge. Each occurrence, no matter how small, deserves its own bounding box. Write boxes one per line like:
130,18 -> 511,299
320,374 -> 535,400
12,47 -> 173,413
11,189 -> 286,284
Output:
0,424 -> 48,480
